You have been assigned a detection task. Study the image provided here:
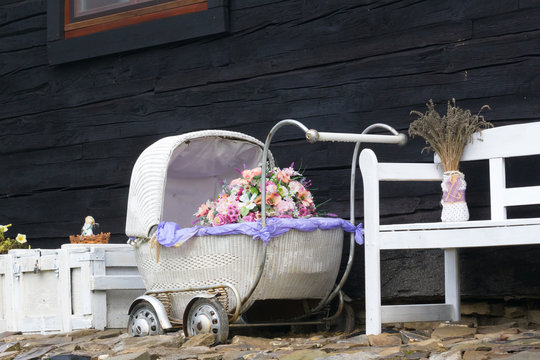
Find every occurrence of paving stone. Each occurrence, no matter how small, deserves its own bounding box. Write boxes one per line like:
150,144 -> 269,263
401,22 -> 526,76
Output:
122,334 -> 183,349
241,352 -> 274,360
404,338 -> 446,353
177,346 -> 213,356
0,342 -> 21,353
96,330 -> 123,340
221,351 -> 257,360
400,331 -> 430,343
428,350 -> 461,360
49,355 -> 91,360
477,322 -> 519,334
402,322 -> 441,332
231,336 -> 273,350
431,326 -> 477,340
67,330 -> 101,340
197,354 -> 223,360
405,352 -> 430,360
0,332 -> 22,340
183,334 -> 216,348
325,352 -> 378,360
367,334 -> 402,347
337,334 -> 369,346
278,349 -> 328,360
13,346 -> 56,360
107,352 -> 151,360
497,351 -> 540,359
462,350 -> 490,360
377,346 -> 402,357
0,351 -> 19,360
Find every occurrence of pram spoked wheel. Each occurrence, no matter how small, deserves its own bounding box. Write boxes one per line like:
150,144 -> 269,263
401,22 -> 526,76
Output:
184,298 -> 229,344
127,301 -> 164,336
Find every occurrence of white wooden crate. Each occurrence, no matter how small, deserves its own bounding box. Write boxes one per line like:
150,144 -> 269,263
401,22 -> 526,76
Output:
59,244 -> 145,332
8,249 -> 62,333
0,244 -> 145,333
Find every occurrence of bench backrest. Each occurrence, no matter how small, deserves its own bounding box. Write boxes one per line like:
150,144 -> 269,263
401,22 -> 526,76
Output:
360,122 -> 540,227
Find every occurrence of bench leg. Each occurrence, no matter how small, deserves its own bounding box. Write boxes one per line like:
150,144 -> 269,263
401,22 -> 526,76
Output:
444,248 -> 461,322
365,243 -> 382,335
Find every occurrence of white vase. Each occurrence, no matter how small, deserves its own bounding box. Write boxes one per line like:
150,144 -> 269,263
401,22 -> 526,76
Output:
441,171 -> 469,222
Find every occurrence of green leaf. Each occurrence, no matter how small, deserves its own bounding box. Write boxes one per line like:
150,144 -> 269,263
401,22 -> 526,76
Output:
240,207 -> 249,216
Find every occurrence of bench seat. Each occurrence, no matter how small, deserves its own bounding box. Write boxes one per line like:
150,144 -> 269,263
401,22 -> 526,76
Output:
379,218 -> 540,249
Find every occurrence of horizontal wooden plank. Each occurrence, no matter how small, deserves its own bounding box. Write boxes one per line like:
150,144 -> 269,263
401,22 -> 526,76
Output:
90,275 -> 145,290
504,186 -> 540,207
379,222 -> 540,250
378,162 -> 443,181
381,304 -> 453,323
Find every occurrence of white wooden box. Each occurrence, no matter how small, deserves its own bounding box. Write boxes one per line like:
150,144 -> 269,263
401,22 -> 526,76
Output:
7,249 -> 62,333
0,244 -> 145,333
59,244 -> 145,332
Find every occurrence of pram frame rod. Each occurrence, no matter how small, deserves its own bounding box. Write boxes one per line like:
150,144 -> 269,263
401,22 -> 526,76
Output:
253,119 -> 406,317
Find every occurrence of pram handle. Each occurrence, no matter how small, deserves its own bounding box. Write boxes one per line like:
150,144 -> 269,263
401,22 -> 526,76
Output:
260,119 -> 406,226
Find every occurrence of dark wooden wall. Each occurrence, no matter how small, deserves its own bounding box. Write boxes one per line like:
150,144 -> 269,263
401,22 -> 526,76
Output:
1,0 -> 539,300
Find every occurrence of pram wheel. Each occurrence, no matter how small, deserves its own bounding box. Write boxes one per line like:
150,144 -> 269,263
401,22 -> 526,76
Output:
127,301 -> 164,337
184,298 -> 229,344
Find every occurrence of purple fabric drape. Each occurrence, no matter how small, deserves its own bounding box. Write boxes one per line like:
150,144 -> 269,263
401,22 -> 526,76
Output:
156,217 -> 363,247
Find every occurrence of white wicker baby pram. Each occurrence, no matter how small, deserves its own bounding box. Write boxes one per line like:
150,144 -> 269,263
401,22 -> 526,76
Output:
126,121 -> 406,342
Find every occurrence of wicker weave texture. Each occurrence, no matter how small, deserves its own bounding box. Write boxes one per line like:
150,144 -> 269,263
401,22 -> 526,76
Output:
126,130 -> 273,238
134,228 -> 343,314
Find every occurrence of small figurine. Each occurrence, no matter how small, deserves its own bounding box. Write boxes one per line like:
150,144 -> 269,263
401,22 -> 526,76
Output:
81,216 -> 99,236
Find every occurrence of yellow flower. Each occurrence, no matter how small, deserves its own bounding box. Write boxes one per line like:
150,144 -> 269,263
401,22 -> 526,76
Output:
15,233 -> 27,244
0,224 -> 11,233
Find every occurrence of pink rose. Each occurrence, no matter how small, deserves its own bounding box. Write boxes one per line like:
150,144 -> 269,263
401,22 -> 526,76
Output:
195,203 -> 209,217
213,213 -> 228,226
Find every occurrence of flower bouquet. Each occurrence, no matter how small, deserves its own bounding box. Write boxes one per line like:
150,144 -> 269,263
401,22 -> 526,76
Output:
0,224 -> 29,254
195,165 -> 318,226
409,99 -> 492,222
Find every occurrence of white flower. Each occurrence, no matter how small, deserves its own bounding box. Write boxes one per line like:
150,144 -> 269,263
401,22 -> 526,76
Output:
239,192 -> 257,215
0,224 -> 10,233
16,233 -> 27,244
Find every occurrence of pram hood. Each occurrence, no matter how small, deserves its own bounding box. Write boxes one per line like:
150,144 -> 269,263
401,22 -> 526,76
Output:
126,130 -> 273,238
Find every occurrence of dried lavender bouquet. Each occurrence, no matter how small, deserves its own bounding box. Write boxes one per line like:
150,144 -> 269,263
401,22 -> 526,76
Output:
408,99 -> 492,172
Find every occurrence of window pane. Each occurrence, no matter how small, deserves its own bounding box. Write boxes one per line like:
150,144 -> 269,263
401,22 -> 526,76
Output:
73,0 -> 154,18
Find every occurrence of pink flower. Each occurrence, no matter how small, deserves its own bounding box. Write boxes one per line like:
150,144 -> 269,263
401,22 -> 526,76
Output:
242,167 -> 262,182
288,181 -> 304,195
276,170 -> 291,184
298,190 -> 314,207
265,181 -> 277,194
213,213 -> 228,226
275,198 -> 295,215
266,192 -> 281,206
230,178 -> 248,188
227,204 -> 240,223
195,203 -> 209,217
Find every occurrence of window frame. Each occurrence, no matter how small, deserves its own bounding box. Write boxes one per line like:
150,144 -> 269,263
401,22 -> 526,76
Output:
47,0 -> 229,65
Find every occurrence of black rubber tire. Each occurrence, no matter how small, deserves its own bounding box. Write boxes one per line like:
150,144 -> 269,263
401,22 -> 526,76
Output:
323,303 -> 356,333
127,301 -> 164,337
184,298 -> 229,344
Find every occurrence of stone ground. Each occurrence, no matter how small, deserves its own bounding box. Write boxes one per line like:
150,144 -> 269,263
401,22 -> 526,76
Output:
1,321 -> 539,360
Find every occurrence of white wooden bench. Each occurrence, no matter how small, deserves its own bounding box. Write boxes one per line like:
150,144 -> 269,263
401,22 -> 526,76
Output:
359,122 -> 540,335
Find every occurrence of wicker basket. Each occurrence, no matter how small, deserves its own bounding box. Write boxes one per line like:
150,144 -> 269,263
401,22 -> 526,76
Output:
69,232 -> 110,244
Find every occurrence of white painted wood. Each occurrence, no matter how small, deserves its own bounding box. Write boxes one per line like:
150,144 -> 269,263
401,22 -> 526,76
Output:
360,149 -> 382,335
90,248 -> 107,330
444,249 -> 460,321
58,249 -> 72,332
379,224 -> 540,250
381,304 -> 453,323
91,275 -> 144,290
460,122 -> 540,161
359,123 -> 540,335
378,162 -> 442,181
380,217 -> 540,231
490,158 -> 507,220
503,186 -> 540,207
